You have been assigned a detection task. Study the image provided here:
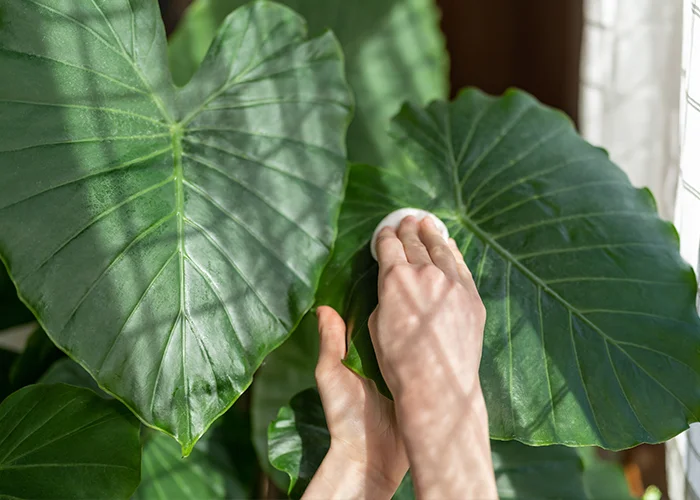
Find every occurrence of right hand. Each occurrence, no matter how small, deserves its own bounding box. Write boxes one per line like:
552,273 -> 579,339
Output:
369,215 -> 487,408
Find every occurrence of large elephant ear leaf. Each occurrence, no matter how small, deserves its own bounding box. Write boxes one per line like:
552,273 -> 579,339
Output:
0,0 -> 351,454
332,88 -> 700,449
0,384 -> 141,499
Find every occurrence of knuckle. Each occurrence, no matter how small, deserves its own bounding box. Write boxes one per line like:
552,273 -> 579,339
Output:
431,245 -> 452,260
474,300 -> 487,323
420,264 -> 445,282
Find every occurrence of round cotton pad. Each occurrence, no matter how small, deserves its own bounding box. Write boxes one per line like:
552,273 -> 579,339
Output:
370,208 -> 450,261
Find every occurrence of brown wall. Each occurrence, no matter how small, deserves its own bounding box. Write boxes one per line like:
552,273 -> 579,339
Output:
436,0 -> 583,124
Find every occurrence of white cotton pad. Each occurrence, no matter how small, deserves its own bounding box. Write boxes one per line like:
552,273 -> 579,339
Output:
370,208 -> 450,261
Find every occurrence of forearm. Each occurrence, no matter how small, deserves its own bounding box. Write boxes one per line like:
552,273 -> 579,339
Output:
303,445 -> 400,500
395,384 -> 498,500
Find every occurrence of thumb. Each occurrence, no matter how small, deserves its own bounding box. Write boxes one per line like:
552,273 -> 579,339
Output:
316,306 -> 347,368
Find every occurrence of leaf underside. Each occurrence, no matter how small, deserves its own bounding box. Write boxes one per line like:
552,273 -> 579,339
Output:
0,0 -> 351,453
0,384 -> 141,500
331,89 -> 700,449
268,388 -> 632,499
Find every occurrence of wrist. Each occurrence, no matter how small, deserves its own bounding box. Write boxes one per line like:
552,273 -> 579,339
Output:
326,442 -> 405,498
395,381 -> 488,437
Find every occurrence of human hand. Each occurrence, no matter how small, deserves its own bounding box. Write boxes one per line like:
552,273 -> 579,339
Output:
369,215 -> 487,406
302,306 -> 408,500
368,215 -> 497,500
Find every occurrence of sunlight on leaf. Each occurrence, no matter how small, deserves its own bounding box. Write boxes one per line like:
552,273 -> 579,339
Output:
328,88 -> 700,449
0,0 -> 351,454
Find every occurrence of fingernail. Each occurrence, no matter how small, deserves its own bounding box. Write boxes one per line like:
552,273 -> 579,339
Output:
422,217 -> 436,228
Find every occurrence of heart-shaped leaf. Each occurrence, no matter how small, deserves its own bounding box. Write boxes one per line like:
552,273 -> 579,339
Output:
0,0 -> 351,454
0,384 -> 141,499
168,0 -> 448,168
325,89 -> 700,449
268,388 -> 632,499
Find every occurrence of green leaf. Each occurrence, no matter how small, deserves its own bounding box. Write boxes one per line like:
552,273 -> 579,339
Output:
133,429 -> 248,500
0,384 -> 141,499
268,388 -> 632,499
0,0 -> 351,454
0,263 -> 34,331
325,88 -> 700,449
168,0 -> 448,168
9,328 -> 63,391
268,388 -> 329,499
579,448 -> 634,500
251,312 -> 318,488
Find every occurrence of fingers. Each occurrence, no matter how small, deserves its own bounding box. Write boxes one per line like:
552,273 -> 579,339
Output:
376,226 -> 407,269
418,218 -> 459,279
448,238 -> 481,299
397,216 -> 432,265
316,306 -> 347,376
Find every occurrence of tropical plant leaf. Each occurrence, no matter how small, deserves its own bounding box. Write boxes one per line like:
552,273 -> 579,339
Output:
168,0 -> 448,168
251,312 -> 318,488
268,388 -> 329,499
9,328 -> 63,391
38,358 -> 258,498
0,264 -> 34,331
268,388 -> 632,499
0,384 -> 141,499
0,0 -> 351,453
579,448 -> 635,500
133,428 -> 248,500
323,88 -> 700,449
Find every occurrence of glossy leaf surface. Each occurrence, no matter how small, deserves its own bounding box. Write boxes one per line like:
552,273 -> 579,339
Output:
329,89 -> 700,449
0,384 -> 141,499
168,0 -> 448,168
0,0 -> 351,453
268,388 -> 632,499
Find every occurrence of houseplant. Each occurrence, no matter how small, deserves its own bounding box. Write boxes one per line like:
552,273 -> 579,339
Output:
0,0 -> 697,497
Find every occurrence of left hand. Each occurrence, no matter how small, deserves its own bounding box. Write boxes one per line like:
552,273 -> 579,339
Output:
303,306 -> 408,499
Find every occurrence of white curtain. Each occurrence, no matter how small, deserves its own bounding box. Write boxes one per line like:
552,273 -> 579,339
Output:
580,0 -> 682,219
666,0 -> 700,497
581,0 -> 700,498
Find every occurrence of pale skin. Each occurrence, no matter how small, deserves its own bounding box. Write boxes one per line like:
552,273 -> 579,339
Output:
304,215 -> 498,500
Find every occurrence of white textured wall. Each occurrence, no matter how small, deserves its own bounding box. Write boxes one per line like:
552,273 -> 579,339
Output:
580,0 -> 683,219
667,0 -> 700,498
